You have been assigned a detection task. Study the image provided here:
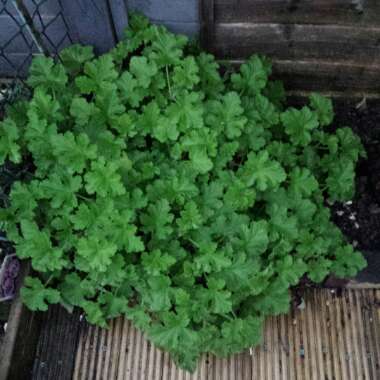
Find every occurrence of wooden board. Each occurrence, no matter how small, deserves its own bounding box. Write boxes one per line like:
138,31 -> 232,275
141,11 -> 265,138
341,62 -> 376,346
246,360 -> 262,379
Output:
72,289 -> 380,380
0,263 -> 42,380
32,305 -> 83,380
215,0 -> 380,25
213,24 -> 380,62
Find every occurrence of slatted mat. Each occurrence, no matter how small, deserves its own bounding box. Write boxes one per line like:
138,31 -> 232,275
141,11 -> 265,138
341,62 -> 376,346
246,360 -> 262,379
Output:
72,289 -> 380,380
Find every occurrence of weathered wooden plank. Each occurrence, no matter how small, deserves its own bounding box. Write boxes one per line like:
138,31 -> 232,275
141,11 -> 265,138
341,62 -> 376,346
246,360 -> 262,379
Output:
0,263 -> 42,380
271,59 -> 380,94
72,289 -> 380,380
200,0 -> 215,52
32,305 -> 82,380
213,23 -> 380,63
215,0 -> 380,25
227,58 -> 380,96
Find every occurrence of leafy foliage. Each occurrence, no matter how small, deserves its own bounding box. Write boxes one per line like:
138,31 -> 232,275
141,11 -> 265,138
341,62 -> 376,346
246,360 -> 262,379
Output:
0,13 -> 366,371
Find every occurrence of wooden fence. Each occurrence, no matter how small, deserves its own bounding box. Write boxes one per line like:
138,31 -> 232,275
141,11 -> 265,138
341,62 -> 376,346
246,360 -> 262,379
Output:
200,0 -> 380,97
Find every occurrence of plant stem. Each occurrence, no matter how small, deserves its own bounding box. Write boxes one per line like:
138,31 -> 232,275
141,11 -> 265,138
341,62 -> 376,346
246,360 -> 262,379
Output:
44,275 -> 54,287
165,65 -> 173,99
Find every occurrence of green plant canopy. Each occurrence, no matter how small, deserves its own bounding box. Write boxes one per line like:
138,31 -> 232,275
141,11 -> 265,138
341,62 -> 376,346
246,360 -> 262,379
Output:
0,13 -> 366,371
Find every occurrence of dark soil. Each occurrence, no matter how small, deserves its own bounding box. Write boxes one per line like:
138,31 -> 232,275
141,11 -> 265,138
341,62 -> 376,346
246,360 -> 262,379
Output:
330,98 -> 380,284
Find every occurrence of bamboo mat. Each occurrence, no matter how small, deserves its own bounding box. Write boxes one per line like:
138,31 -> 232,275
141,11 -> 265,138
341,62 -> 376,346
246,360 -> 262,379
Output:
72,289 -> 380,380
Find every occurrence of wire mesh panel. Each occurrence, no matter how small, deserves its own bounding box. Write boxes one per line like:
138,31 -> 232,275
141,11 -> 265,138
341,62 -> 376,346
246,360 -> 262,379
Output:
0,0 -> 40,77
0,0 -> 129,111
0,0 -> 74,114
23,0 -> 73,54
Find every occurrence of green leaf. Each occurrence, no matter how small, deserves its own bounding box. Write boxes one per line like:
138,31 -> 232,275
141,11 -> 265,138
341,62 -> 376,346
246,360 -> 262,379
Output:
17,220 -> 67,272
239,150 -> 286,191
70,97 -> 98,126
177,201 -> 202,233
172,56 -> 200,89
149,312 -> 199,371
97,255 -> 129,287
60,273 -> 95,306
307,258 -> 332,283
196,52 -> 224,96
95,83 -> 125,122
223,176 -> 255,211
76,237 -> 118,273
215,316 -> 263,356
118,71 -> 145,107
38,173 -> 81,210
98,292 -> 128,318
148,27 -> 187,66
275,256 -> 307,286
268,204 -> 298,241
206,92 -> 247,139
217,254 -> 253,291
246,94 -> 279,126
129,56 -> 158,88
60,44 -> 94,74
326,158 -> 355,201
75,54 -> 118,93
235,221 -> 269,256
143,275 -> 172,312
27,56 -> 68,91
82,301 -> 107,327
111,210 -> 145,252
309,93 -> 334,127
140,199 -> 174,240
125,305 -> 152,330
289,168 -> 318,197
194,242 -> 232,274
331,245 -> 367,278
166,91 -> 204,132
336,127 -> 365,161
152,115 -> 179,143
8,182 -> 37,220
281,106 -> 319,146
141,249 -> 176,275
231,55 -> 270,95
204,277 -> 232,314
29,88 -> 63,123
21,277 -> 60,311
84,157 -> 125,197
0,118 -> 21,164
51,132 -> 97,174
251,279 -> 291,315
